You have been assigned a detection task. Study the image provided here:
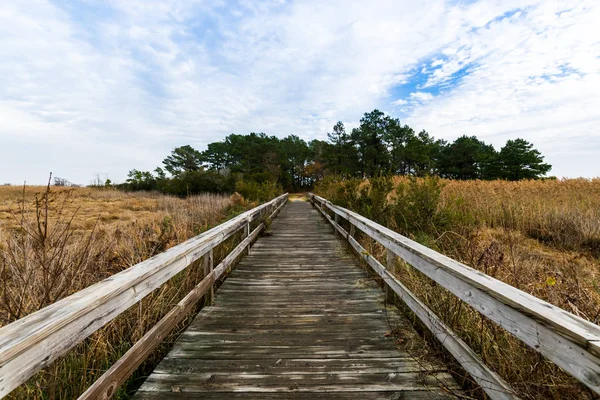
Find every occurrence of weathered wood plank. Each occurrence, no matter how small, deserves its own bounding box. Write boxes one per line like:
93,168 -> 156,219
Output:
136,371 -> 459,392
174,336 -> 403,347
189,310 -> 392,318
180,326 -> 397,336
152,357 -> 438,375
187,315 -> 402,326
134,391 -> 457,399
165,350 -> 406,360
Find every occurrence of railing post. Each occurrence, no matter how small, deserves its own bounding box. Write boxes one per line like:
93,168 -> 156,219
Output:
203,249 -> 214,305
245,221 -> 251,255
386,248 -> 397,304
334,213 -> 340,237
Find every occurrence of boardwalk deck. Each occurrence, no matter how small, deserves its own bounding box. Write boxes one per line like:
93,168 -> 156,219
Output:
134,200 -> 462,399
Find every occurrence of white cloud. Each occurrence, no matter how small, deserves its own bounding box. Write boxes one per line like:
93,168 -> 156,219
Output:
0,0 -> 598,183
410,92 -> 435,102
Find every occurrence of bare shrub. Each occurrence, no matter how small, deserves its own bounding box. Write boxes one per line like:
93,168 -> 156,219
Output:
0,181 -> 110,324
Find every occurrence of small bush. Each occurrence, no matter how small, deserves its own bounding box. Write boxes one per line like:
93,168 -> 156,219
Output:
235,180 -> 282,202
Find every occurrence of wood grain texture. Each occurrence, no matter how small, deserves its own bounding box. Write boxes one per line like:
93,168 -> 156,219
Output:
203,249 -> 214,305
134,200 -> 462,399
310,193 -> 600,395
133,393 -> 457,399
0,194 -> 287,398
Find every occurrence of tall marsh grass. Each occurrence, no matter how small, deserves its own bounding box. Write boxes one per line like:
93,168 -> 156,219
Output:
315,176 -> 600,399
0,184 -> 243,399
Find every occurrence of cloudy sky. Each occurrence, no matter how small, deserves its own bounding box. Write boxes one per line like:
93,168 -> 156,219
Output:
1,0 -> 598,184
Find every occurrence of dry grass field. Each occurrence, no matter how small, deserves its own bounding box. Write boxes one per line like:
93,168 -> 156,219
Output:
0,184 -> 247,398
433,178 -> 600,323
315,177 -> 600,399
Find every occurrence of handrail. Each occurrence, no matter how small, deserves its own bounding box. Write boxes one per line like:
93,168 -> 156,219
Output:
309,193 -> 600,399
0,193 -> 288,398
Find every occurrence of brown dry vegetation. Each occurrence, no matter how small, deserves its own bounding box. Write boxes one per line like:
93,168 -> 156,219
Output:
315,177 -> 600,399
437,179 -> 600,324
0,184 -> 253,399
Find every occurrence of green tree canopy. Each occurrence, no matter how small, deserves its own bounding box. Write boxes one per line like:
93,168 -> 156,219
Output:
325,121 -> 359,177
406,130 -> 444,177
279,135 -> 310,189
202,141 -> 231,171
497,138 -> 551,180
126,169 -> 156,191
438,135 -> 497,180
351,110 -> 391,177
162,145 -> 204,176
384,121 -> 415,175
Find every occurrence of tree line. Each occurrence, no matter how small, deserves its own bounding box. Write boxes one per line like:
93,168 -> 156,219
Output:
122,109 -> 551,196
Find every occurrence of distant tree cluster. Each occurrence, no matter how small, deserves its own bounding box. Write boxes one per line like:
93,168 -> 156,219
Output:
318,109 -> 551,180
53,177 -> 71,187
53,176 -> 82,187
120,109 -> 551,196
120,134 -> 316,197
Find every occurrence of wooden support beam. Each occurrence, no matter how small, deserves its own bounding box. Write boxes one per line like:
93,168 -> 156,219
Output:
203,249 -> 214,305
334,214 -> 340,237
385,248 -> 397,304
244,222 -> 251,255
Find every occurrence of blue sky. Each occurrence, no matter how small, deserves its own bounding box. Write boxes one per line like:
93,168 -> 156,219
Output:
1,0 -> 599,184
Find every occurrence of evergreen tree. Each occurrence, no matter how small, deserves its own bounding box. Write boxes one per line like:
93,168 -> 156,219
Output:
162,145 -> 204,176
497,138 -> 551,180
325,121 -> 360,177
351,110 -> 391,177
280,135 -> 310,190
385,120 -> 415,175
438,136 -> 497,180
326,121 -> 348,176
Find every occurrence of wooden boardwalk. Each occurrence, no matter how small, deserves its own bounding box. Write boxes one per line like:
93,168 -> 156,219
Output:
134,200 -> 461,399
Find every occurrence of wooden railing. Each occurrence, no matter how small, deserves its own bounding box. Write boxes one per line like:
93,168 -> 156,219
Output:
0,193 -> 288,399
309,193 -> 600,399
